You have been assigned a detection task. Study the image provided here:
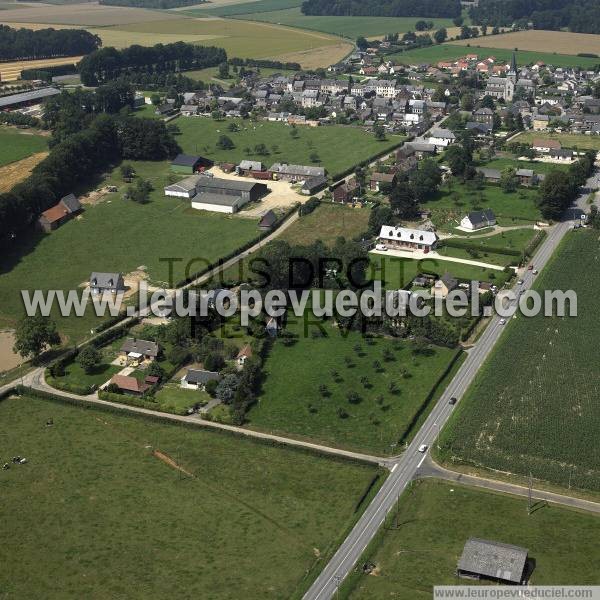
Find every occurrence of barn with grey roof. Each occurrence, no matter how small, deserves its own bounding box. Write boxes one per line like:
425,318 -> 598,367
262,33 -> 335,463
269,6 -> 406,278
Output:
457,538 -> 529,584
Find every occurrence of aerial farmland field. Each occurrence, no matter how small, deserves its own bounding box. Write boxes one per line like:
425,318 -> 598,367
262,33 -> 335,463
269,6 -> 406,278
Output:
438,229 -> 600,493
0,127 -> 48,167
0,393 -> 382,599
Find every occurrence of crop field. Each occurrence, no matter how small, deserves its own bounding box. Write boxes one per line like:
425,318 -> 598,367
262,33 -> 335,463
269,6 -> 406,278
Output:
280,203 -> 370,246
0,160 -> 258,342
438,230 -> 600,492
422,181 -> 542,232
98,17 -> 350,66
188,0 -> 302,17
371,255 -> 511,289
449,29 -> 600,57
0,3 -> 184,25
512,131 -> 600,152
235,8 -> 456,39
342,479 -> 600,599
247,311 -> 458,454
176,118 -> 404,178
0,55 -> 83,82
0,127 -> 48,167
387,44 -> 600,68
0,393 -> 381,599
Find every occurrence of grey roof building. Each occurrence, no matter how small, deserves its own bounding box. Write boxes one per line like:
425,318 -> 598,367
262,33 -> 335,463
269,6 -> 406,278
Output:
269,163 -> 326,180
120,338 -> 159,358
0,87 -> 60,109
89,272 -> 125,294
457,538 -> 528,584
182,369 -> 220,386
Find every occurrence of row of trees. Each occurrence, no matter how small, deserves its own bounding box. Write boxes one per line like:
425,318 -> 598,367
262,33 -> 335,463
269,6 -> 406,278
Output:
470,0 -> 600,34
0,25 -> 100,61
301,0 -> 461,18
538,151 -> 596,219
78,42 -> 227,86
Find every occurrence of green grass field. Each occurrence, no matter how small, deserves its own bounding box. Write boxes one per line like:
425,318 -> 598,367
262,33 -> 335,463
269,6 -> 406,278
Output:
388,44 -> 600,68
281,203 -> 370,246
0,393 -> 382,599
342,479 -> 600,599
189,0 -> 302,17
175,118 -> 404,178
0,160 -> 258,342
371,255 -> 510,289
247,312 -> 458,454
422,181 -> 542,232
438,229 -> 600,492
483,156 -> 569,175
236,8 -> 455,38
512,131 -> 600,151
0,127 -> 47,167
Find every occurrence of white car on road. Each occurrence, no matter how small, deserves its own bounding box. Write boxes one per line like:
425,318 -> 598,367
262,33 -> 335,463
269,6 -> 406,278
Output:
418,444 -> 428,453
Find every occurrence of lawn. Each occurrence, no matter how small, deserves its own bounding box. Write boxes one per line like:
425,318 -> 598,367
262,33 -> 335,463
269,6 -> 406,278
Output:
0,127 -> 48,167
512,131 -> 600,152
175,117 -> 404,178
438,229 -> 600,493
154,381 -> 209,412
236,8 -> 456,39
185,64 -> 299,83
0,160 -> 258,342
371,255 -> 510,289
246,311 -> 458,454
422,181 -> 542,231
387,44 -> 600,68
437,228 -> 538,267
280,203 -> 370,246
342,479 -> 600,599
482,156 -> 569,175
0,393 -> 382,599
51,361 -> 121,389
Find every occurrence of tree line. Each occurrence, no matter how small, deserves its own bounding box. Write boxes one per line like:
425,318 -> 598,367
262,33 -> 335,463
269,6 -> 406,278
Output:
0,25 -> 100,61
0,83 -> 179,248
78,42 -> 227,86
301,0 -> 461,18
470,0 -> 600,34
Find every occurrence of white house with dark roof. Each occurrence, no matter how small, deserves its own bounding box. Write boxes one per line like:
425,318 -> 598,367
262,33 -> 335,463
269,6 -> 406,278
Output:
460,209 -> 496,231
378,225 -> 438,251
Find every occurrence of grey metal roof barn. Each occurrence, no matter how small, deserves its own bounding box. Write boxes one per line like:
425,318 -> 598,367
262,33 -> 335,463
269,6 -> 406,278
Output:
196,178 -> 262,193
0,87 -> 60,109
269,163 -> 325,178
457,538 -> 528,584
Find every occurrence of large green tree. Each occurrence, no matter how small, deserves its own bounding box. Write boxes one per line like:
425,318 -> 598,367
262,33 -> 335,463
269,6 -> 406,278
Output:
13,315 -> 60,361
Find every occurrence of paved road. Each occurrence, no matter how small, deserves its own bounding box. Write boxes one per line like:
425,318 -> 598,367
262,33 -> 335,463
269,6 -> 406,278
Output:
417,456 -> 600,515
302,172 -> 598,600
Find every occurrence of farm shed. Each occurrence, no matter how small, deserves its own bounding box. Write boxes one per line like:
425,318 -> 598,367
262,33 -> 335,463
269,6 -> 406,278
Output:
457,538 -> 529,585
170,154 -> 212,175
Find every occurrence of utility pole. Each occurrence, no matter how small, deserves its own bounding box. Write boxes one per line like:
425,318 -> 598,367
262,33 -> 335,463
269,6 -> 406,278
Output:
334,574 -> 341,599
527,471 -> 533,515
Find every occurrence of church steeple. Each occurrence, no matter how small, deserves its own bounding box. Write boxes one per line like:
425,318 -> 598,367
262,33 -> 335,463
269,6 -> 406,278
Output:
507,52 -> 518,85
510,52 -> 517,74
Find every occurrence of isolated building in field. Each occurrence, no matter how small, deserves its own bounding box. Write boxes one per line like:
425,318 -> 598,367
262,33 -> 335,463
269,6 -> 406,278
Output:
457,538 -> 529,585
89,272 -> 125,295
378,225 -> 438,252
460,209 -> 496,231
38,193 -> 82,233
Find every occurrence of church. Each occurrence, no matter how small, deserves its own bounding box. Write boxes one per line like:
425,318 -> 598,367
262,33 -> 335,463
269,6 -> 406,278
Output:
484,54 -> 535,101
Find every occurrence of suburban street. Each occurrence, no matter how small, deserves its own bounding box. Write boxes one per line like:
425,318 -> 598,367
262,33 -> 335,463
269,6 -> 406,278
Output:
302,172 -> 598,600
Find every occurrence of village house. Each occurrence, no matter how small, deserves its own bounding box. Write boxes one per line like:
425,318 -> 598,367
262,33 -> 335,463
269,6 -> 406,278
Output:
378,225 -> 438,252
258,209 -> 277,231
332,178 -> 359,203
476,167 -> 501,184
109,374 -> 151,396
301,174 -> 328,195
269,163 -> 325,182
460,209 -> 496,231
532,138 -> 562,154
431,273 -> 458,299
369,172 -> 396,192
89,272 -> 125,295
515,169 -> 538,186
119,338 -> 160,364
236,344 -> 253,368
180,368 -> 220,391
